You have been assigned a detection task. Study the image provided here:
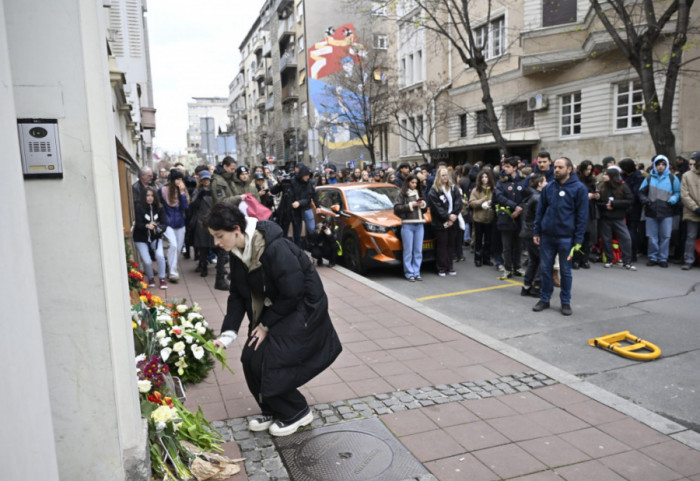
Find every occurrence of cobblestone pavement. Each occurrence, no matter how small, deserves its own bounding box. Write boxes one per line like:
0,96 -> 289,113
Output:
211,371 -> 557,480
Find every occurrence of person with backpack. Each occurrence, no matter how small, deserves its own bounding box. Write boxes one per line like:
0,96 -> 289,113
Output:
639,155 -> 681,267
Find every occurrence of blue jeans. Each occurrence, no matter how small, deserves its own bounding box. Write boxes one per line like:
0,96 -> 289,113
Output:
401,223 -> 424,278
539,236 -> 574,305
135,239 -> 166,280
292,209 -> 316,247
684,220 -> 699,265
646,216 -> 673,262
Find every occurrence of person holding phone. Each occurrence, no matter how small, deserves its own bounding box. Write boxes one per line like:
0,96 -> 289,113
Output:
394,174 -> 428,281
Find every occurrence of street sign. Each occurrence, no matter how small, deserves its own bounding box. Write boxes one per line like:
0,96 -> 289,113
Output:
267,156 -> 275,164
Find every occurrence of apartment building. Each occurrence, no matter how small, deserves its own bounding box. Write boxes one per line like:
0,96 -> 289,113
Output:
186,96 -> 229,163
431,0 -> 699,165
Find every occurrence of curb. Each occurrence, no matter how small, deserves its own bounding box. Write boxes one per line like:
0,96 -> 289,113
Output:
330,264 -> 700,451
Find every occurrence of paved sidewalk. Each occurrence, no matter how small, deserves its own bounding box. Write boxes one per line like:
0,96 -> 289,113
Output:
164,255 -> 700,481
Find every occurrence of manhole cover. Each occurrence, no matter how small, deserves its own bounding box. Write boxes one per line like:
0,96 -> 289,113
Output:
274,417 -> 429,481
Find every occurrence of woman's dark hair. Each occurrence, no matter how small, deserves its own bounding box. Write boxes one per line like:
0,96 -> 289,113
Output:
204,202 -> 247,232
576,160 -> 595,188
141,186 -> 161,209
600,168 -> 625,199
474,169 -> 496,193
400,173 -> 422,197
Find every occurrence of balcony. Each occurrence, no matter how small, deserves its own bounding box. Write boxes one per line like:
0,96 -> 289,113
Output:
256,96 -> 266,109
255,63 -> 265,81
281,84 -> 298,104
253,37 -> 263,54
278,16 -> 294,44
265,95 -> 275,111
280,51 -> 297,72
262,39 -> 272,58
264,70 -> 273,86
140,107 -> 156,130
282,113 -> 297,131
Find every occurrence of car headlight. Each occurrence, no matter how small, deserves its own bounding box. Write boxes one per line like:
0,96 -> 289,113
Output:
362,221 -> 390,234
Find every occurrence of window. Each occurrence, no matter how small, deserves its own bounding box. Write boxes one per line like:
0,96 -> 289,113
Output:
459,113 -> 467,137
371,1 -> 387,16
616,80 -> 643,130
408,54 -> 414,84
543,0 -> 577,27
474,16 -> 506,60
560,92 -> 581,136
415,50 -> 423,82
298,35 -> 304,52
296,1 -> 303,22
476,110 -> 491,135
373,34 -> 388,50
505,102 -> 534,130
301,101 -> 307,118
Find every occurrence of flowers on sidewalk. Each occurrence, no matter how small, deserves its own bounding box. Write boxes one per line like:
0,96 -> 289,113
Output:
127,258 -> 238,480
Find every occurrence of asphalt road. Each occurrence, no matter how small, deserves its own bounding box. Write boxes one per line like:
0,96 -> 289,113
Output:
362,254 -> 700,433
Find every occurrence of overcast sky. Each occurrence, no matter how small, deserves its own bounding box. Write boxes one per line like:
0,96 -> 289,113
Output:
148,0 -> 261,155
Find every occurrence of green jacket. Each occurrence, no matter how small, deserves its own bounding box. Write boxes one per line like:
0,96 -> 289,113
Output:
211,172 -> 260,205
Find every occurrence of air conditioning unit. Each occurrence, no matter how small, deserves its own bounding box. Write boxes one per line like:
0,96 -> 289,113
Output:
527,93 -> 548,111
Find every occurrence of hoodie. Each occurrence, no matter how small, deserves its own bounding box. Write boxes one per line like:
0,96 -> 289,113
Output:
638,155 -> 681,219
291,164 -> 317,210
534,174 -> 589,243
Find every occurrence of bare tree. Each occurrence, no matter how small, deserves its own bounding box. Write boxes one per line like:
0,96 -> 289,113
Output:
590,0 -> 697,160
378,0 -> 516,155
314,42 -> 394,168
389,79 -> 451,165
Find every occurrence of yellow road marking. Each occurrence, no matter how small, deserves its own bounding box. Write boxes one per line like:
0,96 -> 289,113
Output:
416,279 -> 523,301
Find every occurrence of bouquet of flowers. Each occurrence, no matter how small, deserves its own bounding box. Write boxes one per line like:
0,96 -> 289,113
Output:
127,261 -> 147,291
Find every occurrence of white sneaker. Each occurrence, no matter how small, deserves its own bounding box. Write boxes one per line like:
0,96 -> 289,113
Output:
248,414 -> 274,432
268,408 -> 313,437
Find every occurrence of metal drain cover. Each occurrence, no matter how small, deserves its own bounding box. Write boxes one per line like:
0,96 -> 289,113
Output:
274,417 -> 430,481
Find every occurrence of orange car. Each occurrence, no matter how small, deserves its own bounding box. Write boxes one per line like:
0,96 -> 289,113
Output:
314,182 -> 435,274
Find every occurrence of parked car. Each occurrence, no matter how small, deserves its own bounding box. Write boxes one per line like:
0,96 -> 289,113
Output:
314,182 -> 435,274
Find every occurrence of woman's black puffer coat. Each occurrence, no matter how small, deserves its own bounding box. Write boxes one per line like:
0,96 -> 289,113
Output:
222,220 -> 342,398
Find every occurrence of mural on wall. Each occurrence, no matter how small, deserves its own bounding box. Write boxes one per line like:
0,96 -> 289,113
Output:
308,24 -> 368,151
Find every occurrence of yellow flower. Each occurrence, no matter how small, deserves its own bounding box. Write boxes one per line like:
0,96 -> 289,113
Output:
141,282 -> 148,289
140,295 -> 148,302
152,296 -> 163,305
132,321 -> 137,330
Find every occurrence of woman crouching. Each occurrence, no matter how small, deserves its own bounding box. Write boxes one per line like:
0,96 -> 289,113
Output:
207,202 -> 342,436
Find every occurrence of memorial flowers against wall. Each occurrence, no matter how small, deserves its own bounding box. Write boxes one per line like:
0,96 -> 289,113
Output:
153,301 -> 217,385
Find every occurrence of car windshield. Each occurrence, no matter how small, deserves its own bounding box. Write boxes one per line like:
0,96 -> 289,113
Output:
345,186 -> 399,211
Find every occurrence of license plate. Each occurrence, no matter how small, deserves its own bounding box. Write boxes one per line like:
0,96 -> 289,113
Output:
422,241 -> 434,250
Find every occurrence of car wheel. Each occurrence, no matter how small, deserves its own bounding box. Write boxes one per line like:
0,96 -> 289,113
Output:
342,235 -> 365,275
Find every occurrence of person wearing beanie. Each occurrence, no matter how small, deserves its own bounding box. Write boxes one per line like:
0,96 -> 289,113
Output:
680,152 -> 700,269
639,154 -> 681,267
596,156 -> 617,187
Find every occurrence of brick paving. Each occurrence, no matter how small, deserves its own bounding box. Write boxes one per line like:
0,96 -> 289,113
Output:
163,257 -> 700,481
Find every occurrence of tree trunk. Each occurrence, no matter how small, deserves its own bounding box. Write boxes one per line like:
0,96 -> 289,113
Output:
475,64 -> 509,156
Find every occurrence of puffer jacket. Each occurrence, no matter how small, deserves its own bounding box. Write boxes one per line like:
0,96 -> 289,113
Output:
468,187 -> 495,224
222,220 -> 342,398
681,168 -> 700,222
519,187 -> 541,239
639,155 -> 681,219
290,164 -> 317,211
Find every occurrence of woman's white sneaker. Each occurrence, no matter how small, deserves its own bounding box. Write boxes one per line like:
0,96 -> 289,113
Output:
268,408 -> 313,437
248,414 -> 274,432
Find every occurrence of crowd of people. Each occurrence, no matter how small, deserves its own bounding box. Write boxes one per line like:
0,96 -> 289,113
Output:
131,151 -> 700,306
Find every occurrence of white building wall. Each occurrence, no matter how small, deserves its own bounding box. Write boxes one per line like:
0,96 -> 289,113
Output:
3,0 -> 145,478
0,3 -> 60,480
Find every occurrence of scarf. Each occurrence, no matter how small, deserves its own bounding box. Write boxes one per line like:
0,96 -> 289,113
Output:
231,217 -> 259,268
442,185 -> 453,214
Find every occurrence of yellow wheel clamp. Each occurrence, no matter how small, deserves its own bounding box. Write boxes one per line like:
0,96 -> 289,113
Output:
588,331 -> 661,360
